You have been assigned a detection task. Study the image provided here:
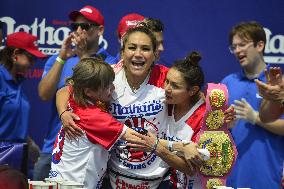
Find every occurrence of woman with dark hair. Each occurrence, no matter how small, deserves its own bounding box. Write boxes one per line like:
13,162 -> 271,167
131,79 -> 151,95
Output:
161,51 -> 206,189
57,27 -> 235,188
0,31 -> 46,178
0,32 -> 46,142
57,26 -> 200,188
127,51 -> 235,189
51,57 -> 152,189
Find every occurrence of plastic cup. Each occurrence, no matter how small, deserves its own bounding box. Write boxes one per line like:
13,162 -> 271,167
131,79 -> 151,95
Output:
44,178 -> 65,189
28,181 -> 56,189
58,181 -> 84,189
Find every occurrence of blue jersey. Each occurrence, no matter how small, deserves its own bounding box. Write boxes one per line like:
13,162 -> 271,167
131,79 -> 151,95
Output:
0,65 -> 30,142
221,65 -> 284,189
41,48 -> 117,153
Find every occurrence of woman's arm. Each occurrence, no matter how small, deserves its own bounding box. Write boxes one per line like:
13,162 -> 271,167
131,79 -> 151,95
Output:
56,86 -> 83,139
125,131 -> 202,176
56,86 -> 70,116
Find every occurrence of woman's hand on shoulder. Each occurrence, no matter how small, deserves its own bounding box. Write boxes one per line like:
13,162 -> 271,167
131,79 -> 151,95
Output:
60,110 -> 83,140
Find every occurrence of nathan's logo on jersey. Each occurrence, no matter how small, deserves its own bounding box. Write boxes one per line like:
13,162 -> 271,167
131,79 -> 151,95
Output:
264,27 -> 284,64
52,129 -> 65,164
110,100 -> 163,119
114,117 -> 156,166
125,117 -> 159,134
115,177 -> 150,189
129,120 -> 155,162
113,116 -> 166,170
167,135 -> 185,142
0,16 -> 108,55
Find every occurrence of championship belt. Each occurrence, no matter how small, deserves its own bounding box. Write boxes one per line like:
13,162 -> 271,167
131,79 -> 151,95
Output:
196,83 -> 237,189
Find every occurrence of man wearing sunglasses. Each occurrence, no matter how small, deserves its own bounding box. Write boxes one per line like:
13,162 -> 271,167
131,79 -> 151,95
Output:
34,5 -> 117,181
221,21 -> 284,189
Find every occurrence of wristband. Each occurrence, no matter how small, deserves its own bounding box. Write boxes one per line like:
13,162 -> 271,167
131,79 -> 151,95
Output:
168,141 -> 173,152
59,109 -> 68,120
56,56 -> 66,65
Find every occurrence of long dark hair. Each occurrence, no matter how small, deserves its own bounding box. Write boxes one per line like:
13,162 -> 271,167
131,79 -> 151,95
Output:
0,46 -> 17,71
172,51 -> 204,102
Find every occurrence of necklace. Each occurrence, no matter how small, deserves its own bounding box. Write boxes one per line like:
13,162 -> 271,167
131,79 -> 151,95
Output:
125,73 -> 141,93
129,84 -> 140,93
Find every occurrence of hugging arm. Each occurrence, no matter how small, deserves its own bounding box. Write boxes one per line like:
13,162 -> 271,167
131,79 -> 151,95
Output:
126,131 -> 203,176
56,86 -> 83,139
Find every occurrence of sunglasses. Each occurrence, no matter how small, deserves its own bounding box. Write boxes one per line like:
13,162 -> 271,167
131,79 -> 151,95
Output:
70,23 -> 99,31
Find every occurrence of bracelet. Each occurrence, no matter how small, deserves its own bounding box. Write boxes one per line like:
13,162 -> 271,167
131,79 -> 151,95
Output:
168,141 -> 173,152
151,137 -> 159,153
59,109 -> 68,120
56,56 -> 66,65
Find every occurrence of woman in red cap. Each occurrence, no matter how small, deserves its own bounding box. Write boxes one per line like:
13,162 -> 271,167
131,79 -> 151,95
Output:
0,32 -> 46,172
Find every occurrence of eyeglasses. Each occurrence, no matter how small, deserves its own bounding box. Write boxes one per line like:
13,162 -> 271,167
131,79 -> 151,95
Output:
228,41 -> 254,54
70,23 -> 99,31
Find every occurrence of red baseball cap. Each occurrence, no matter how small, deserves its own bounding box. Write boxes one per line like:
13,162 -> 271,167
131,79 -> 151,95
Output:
6,32 -> 47,58
117,13 -> 145,39
69,5 -> 104,26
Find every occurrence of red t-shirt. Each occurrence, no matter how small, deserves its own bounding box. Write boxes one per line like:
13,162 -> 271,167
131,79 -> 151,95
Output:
68,87 -> 124,150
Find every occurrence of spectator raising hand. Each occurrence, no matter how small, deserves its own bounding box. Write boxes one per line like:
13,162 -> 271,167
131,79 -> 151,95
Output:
255,67 -> 284,123
233,98 -> 258,124
255,67 -> 284,101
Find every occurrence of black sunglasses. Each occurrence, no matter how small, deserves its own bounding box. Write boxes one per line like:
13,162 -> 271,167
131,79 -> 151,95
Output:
70,23 -> 99,31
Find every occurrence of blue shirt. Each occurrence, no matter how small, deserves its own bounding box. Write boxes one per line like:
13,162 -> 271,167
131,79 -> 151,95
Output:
41,48 -> 117,153
0,65 -> 30,142
221,65 -> 284,189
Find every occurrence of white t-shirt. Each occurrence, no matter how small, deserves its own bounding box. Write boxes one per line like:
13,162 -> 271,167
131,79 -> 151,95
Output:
50,95 -> 126,189
167,99 -> 205,189
50,131 -> 110,189
108,65 -> 170,189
